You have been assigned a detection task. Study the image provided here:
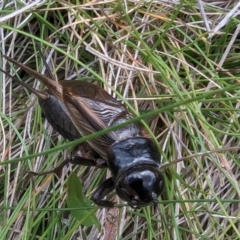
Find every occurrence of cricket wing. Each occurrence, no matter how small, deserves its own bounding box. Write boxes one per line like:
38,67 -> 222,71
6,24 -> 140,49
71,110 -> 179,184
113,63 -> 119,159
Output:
60,80 -> 139,159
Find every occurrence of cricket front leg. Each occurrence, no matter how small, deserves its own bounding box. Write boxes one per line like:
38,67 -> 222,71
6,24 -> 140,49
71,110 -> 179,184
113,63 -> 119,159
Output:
91,177 -> 115,208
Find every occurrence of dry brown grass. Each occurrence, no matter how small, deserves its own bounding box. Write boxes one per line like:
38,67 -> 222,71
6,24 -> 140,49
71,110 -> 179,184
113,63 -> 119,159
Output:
0,1 -> 239,240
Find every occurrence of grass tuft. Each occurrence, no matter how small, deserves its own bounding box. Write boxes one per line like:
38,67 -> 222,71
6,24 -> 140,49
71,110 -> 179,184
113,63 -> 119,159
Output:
0,1 -> 239,239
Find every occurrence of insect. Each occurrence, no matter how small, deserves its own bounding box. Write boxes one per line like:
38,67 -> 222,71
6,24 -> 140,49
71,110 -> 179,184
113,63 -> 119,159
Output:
2,55 -> 164,208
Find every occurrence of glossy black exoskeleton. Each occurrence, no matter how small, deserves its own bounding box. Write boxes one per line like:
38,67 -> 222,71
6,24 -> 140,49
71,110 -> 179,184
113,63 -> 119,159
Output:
2,55 -> 164,208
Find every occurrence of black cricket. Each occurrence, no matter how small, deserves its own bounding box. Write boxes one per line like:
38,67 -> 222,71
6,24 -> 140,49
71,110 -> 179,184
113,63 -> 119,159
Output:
2,55 -> 164,208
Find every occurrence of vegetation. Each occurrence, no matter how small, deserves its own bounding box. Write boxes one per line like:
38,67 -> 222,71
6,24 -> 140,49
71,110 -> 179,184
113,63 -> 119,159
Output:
0,0 -> 239,239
